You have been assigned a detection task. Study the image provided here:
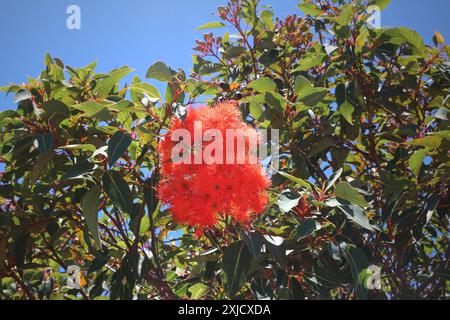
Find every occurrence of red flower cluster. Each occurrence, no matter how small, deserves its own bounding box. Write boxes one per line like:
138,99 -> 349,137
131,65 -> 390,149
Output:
158,101 -> 270,228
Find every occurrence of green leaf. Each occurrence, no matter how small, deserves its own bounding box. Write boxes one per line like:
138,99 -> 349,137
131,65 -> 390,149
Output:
59,144 -> 97,153
223,46 -> 246,59
408,136 -> 442,149
108,131 -> 132,167
13,233 -> 30,269
381,27 -> 426,53
240,230 -> 264,257
369,0 -> 391,10
293,54 -> 326,72
36,133 -> 53,154
277,170 -> 312,190
221,241 -> 254,297
339,100 -> 355,125
294,76 -> 327,106
343,245 -> 370,300
81,186 -> 101,246
312,264 -> 344,288
95,66 -> 134,97
293,219 -> 321,239
335,182 -> 370,208
336,83 -> 354,124
196,21 -> 226,30
72,101 -> 112,120
145,61 -> 172,82
278,189 -> 300,213
13,89 -> 32,104
62,159 -> 95,180
129,82 -> 161,100
102,171 -> 133,214
144,176 -> 160,223
41,100 -> 70,117
325,168 -> 343,191
297,3 -> 321,16
248,77 -> 277,93
188,283 -> 209,299
335,4 -> 354,26
249,102 -> 263,120
338,204 -> 380,232
409,149 -> 427,177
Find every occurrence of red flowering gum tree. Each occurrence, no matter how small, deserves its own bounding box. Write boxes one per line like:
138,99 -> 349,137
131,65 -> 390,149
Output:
158,101 -> 269,228
0,0 -> 449,300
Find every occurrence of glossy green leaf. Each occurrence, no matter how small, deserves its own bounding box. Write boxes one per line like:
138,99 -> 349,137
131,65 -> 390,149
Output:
81,186 -> 101,246
196,21 -> 226,30
108,131 -> 132,167
335,182 -> 370,208
248,77 -> 277,93
102,170 -> 133,214
145,61 -> 172,82
343,244 -> 370,300
409,149 -> 427,177
221,241 -> 254,297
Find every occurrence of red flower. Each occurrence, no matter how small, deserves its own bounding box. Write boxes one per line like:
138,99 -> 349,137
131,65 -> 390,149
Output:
158,101 -> 270,228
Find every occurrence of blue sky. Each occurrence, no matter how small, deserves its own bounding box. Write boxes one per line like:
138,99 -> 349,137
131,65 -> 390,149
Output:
1,0 -> 449,109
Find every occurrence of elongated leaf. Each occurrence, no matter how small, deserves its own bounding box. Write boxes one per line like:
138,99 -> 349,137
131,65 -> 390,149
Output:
339,100 -> 355,125
13,89 -> 32,104
221,241 -> 254,297
297,3 -> 321,16
95,66 -> 134,97
326,168 -> 343,191
409,149 -> 427,177
240,230 -> 264,257
81,186 -> 101,246
335,182 -> 370,208
102,171 -> 133,214
62,159 -> 95,180
277,171 -> 312,190
129,82 -> 161,100
343,244 -> 370,300
278,189 -> 300,213
36,133 -> 53,154
293,219 -> 321,239
72,101 -> 112,120
108,131 -> 132,167
196,21 -> 226,30
312,264 -> 344,288
338,204 -> 380,232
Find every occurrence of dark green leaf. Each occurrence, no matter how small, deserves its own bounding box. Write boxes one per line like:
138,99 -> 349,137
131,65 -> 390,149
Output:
145,61 -> 172,82
102,171 -> 133,214
221,241 -> 254,297
108,131 -> 132,167
81,186 -> 101,246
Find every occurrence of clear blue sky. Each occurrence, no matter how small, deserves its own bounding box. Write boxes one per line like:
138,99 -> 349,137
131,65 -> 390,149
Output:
1,0 -> 449,109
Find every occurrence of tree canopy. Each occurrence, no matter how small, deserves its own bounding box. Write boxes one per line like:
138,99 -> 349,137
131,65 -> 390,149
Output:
0,0 -> 449,300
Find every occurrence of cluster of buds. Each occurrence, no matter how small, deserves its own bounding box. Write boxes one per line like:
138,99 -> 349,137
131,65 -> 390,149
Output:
217,0 -> 241,25
295,195 -> 312,218
274,15 -> 312,48
194,33 -> 223,58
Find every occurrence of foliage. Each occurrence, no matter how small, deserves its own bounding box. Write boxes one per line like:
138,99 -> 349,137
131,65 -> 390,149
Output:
0,0 -> 449,300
